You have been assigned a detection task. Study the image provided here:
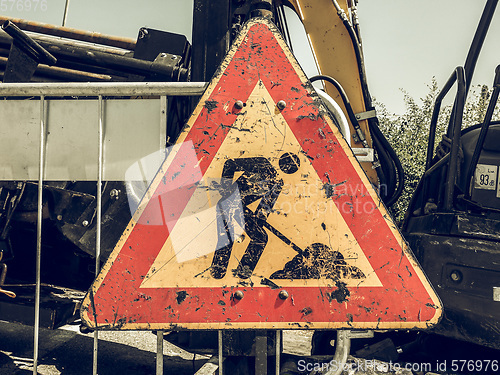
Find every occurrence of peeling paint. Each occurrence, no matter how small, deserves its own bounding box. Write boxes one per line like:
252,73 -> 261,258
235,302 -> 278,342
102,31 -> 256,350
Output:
300,307 -> 313,316
176,291 -> 188,304
204,100 -> 218,113
327,281 -> 351,303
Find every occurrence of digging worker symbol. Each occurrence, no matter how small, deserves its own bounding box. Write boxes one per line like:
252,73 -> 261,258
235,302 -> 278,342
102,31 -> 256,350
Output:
210,152 -> 300,279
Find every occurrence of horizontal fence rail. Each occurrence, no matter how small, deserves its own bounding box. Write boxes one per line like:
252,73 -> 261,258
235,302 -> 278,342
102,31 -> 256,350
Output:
0,81 -> 207,97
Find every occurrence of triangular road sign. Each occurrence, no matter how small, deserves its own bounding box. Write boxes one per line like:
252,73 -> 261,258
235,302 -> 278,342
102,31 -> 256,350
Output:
81,18 -> 442,330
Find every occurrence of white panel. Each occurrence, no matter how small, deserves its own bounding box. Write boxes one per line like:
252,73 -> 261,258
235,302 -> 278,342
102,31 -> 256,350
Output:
103,99 -> 163,181
0,98 -> 164,181
0,100 -> 40,180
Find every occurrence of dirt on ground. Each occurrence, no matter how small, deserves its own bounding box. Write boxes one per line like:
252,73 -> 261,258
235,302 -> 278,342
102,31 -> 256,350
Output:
1,323 -> 498,375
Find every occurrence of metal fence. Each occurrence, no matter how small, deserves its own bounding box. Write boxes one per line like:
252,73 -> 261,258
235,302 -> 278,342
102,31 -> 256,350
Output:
0,81 -> 213,375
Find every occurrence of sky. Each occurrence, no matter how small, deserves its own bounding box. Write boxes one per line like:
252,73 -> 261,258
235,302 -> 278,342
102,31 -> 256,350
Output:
1,0 -> 498,114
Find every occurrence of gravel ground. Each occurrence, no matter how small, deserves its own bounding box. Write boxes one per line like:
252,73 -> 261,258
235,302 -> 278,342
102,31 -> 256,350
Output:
0,321 -> 493,375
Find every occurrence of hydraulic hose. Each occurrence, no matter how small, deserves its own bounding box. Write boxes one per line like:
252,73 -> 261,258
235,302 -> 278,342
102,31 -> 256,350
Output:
371,117 -> 405,206
310,75 -> 400,203
329,0 -> 405,206
310,75 -> 368,148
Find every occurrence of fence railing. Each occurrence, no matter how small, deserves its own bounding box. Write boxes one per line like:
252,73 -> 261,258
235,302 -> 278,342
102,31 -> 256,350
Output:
0,81 -> 209,375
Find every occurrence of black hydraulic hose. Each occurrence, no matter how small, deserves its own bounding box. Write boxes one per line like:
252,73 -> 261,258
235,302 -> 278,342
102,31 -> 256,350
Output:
310,74 -> 368,148
371,117 -> 405,206
371,128 -> 395,201
311,2 -> 405,206
310,75 -> 403,204
329,1 -> 404,205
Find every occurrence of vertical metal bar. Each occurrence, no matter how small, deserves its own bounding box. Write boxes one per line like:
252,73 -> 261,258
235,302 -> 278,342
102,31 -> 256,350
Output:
275,330 -> 281,375
255,331 -> 267,375
324,331 -> 351,375
463,0 -> 498,93
444,69 -> 466,211
160,96 -> 168,147
465,67 -> 500,199
93,95 -> 104,375
156,331 -> 164,374
218,330 -> 223,375
62,0 -> 71,27
33,96 -> 45,375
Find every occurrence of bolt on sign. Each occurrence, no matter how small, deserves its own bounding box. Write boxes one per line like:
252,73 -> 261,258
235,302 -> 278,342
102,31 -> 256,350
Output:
81,18 -> 442,330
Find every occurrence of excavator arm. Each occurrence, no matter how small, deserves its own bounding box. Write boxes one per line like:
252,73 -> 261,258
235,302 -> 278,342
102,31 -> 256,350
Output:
286,0 -> 404,204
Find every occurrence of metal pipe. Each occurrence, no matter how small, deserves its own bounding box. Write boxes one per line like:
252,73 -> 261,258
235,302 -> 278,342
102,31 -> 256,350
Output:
0,45 -> 10,55
22,34 -> 132,56
444,68 -> 466,210
421,67 -> 466,213
425,74 -> 455,171
275,331 -> 281,375
34,65 -> 112,82
0,16 -> 136,50
0,38 -> 126,79
93,95 -> 104,375
0,33 -> 132,58
437,0 -> 498,173
33,96 -> 46,375
0,263 -> 7,286
423,153 -> 450,178
2,20 -> 57,65
35,40 -> 186,80
39,59 -> 131,80
62,0 -> 71,27
463,0 -> 498,94
324,330 -> 351,375
465,65 -> 500,199
255,331 -> 267,375
160,96 -> 168,148
0,263 -> 16,298
218,330 -> 223,375
156,331 -> 164,374
0,25 -> 137,79
0,81 -> 207,97
0,56 -> 113,81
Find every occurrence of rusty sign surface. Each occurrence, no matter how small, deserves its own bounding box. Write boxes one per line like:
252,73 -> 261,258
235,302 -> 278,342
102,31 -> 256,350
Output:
81,18 -> 442,330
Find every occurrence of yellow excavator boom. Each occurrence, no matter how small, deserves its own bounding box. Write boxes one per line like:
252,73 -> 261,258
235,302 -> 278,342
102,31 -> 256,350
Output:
287,0 -> 378,183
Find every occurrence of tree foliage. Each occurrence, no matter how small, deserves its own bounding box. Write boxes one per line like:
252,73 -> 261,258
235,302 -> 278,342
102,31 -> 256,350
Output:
375,78 -> 500,221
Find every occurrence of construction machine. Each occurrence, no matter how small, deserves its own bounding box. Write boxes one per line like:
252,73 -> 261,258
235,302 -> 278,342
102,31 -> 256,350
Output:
402,0 -> 500,351
0,0 -> 498,373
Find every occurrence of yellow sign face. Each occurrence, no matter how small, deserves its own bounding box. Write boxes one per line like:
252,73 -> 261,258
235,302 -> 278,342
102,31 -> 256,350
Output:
140,80 -> 380,289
